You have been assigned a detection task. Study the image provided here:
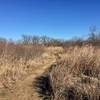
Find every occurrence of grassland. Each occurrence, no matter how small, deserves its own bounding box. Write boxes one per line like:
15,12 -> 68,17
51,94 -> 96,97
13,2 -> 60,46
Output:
0,40 -> 99,100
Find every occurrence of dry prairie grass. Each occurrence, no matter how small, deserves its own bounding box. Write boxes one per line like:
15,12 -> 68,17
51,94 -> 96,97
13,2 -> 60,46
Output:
0,42 -> 100,100
0,42 -> 45,96
49,46 -> 100,100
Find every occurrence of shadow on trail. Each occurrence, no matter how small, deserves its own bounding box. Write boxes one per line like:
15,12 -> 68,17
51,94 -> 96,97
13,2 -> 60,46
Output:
34,75 -> 53,100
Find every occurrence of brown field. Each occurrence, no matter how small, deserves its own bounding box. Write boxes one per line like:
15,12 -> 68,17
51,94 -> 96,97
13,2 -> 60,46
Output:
0,43 -> 99,100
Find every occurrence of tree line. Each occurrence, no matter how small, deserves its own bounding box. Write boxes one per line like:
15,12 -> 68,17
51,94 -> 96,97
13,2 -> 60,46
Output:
20,32 -> 100,47
0,29 -> 100,47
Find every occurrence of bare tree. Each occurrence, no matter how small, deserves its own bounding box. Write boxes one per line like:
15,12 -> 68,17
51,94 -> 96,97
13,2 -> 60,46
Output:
40,36 -> 50,46
88,26 -> 100,46
31,36 -> 40,45
22,35 -> 31,45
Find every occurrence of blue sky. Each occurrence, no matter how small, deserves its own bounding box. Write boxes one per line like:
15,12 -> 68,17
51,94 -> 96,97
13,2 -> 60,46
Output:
0,0 -> 100,40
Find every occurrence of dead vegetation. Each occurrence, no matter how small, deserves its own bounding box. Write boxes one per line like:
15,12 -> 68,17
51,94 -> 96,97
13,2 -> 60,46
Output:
0,41 -> 45,96
49,46 -> 100,100
0,36 -> 100,100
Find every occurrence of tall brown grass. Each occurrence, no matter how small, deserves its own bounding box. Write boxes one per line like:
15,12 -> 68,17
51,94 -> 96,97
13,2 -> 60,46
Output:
0,39 -> 100,100
49,46 -> 100,100
0,41 -> 44,91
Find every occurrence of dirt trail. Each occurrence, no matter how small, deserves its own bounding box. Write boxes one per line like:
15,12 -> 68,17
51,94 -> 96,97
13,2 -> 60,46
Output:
11,60 -> 55,100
